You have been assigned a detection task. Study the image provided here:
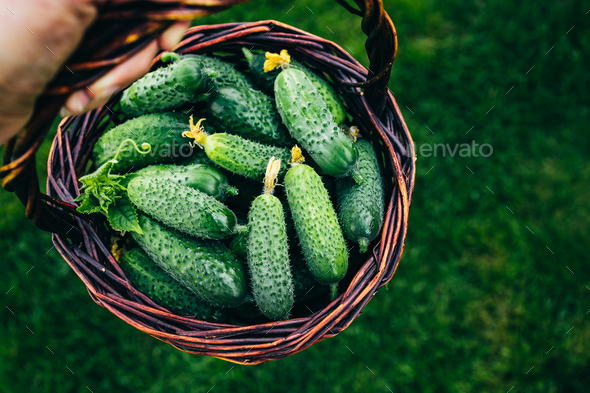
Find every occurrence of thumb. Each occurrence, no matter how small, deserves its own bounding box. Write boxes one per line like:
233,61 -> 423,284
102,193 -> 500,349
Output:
60,20 -> 190,116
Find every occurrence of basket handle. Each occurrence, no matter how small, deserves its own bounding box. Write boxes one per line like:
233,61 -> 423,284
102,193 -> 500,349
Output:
0,0 -> 396,240
335,0 -> 397,114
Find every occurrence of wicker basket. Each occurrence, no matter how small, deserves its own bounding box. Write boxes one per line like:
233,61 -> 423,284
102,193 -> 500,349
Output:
1,1 -> 415,364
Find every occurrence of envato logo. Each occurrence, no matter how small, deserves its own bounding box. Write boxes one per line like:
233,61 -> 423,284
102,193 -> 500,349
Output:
115,141 -> 195,159
407,140 -> 493,158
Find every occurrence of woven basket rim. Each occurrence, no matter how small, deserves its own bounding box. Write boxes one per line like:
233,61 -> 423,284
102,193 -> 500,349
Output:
46,20 -> 415,365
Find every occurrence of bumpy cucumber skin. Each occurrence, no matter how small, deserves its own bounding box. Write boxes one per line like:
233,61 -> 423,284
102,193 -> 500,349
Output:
229,231 -> 249,261
229,199 -> 325,302
208,86 -> 292,146
92,113 -> 191,174
336,140 -> 385,252
203,133 -> 291,180
284,164 -> 348,284
184,55 -> 253,90
280,201 -> 325,301
119,57 -> 210,117
130,163 -> 236,202
275,68 -> 358,178
127,177 -> 238,240
298,63 -> 347,125
132,214 -> 248,307
120,248 -> 226,320
245,53 -> 346,124
247,195 -> 294,320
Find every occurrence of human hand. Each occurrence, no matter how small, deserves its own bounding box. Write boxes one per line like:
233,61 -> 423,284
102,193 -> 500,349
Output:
0,0 -> 191,145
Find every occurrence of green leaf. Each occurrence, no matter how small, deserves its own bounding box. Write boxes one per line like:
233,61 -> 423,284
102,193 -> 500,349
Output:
106,195 -> 142,234
76,159 -> 127,215
76,193 -> 102,214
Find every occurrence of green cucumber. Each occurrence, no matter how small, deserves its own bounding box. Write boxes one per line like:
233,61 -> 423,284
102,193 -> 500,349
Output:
129,163 -> 238,202
120,248 -> 227,320
127,177 -> 243,240
336,139 -> 385,253
275,68 -> 360,181
208,86 -> 291,146
281,199 -> 325,302
246,158 -> 294,320
243,48 -> 346,124
183,54 -> 254,90
228,199 -> 325,303
119,55 -> 214,117
229,231 -> 248,261
92,113 -> 192,174
132,214 -> 248,307
296,65 -> 346,126
183,117 -> 291,180
284,147 -> 348,284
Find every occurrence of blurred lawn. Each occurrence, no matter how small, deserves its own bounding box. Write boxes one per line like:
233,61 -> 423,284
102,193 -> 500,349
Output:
1,0 -> 589,392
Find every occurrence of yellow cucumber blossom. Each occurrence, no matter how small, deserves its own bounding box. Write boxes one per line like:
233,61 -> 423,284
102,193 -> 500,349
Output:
182,116 -> 208,148
264,49 -> 291,73
289,145 -> 305,165
263,157 -> 281,195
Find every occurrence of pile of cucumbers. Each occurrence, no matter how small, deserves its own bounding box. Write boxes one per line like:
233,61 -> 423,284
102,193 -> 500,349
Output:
76,49 -> 386,322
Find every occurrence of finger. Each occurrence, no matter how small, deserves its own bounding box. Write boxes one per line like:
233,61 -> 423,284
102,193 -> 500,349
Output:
61,40 -> 159,116
158,20 -> 191,51
60,20 -> 189,116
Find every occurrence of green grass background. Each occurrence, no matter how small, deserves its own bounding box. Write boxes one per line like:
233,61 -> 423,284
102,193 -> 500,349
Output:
1,0 -> 589,392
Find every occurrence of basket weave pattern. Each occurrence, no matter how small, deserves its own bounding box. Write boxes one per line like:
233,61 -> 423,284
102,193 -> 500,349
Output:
46,20 -> 414,364
0,1 -> 248,239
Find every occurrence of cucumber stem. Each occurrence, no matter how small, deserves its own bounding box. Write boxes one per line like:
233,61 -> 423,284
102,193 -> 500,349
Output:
241,47 -> 254,63
330,284 -> 338,301
160,52 -> 180,63
358,237 -> 369,254
201,67 -> 218,80
222,185 -> 240,197
234,225 -> 249,234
